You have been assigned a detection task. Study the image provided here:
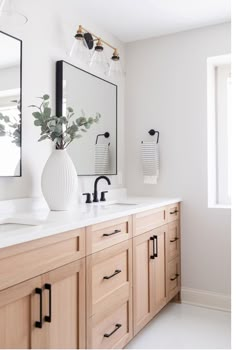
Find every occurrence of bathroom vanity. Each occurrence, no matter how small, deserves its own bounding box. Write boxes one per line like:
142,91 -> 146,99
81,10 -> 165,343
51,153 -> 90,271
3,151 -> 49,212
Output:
0,198 -> 181,349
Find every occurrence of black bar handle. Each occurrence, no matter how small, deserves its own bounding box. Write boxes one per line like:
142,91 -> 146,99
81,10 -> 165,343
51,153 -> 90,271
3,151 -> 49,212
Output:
35,288 -> 43,328
150,236 -> 155,259
104,324 -> 122,338
170,237 -> 179,243
170,209 -> 179,215
103,229 -> 121,237
154,235 -> 158,257
44,283 -> 52,323
104,269 -> 121,280
170,273 -> 180,281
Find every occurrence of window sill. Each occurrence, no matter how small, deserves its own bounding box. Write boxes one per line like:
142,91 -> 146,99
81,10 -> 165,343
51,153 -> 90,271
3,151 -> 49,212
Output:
208,204 -> 231,209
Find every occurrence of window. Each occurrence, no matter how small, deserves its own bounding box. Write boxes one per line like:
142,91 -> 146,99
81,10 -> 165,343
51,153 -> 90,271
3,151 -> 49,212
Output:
207,54 -> 231,208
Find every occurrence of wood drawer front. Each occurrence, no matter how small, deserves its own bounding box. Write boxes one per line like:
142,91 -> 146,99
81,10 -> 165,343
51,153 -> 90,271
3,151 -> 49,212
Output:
88,300 -> 132,349
134,207 -> 167,236
167,257 -> 181,301
86,240 -> 132,318
0,228 -> 85,291
86,216 -> 132,255
167,203 -> 180,222
167,221 -> 180,262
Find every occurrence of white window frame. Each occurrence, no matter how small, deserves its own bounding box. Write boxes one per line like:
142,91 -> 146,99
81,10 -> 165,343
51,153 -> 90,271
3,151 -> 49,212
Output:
207,54 -> 231,209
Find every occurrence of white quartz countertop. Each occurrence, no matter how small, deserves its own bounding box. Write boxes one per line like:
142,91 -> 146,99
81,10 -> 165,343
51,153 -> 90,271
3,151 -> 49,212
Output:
0,196 -> 181,249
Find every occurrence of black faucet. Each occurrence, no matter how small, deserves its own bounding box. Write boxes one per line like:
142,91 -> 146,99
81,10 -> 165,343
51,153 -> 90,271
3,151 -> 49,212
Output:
93,176 -> 111,202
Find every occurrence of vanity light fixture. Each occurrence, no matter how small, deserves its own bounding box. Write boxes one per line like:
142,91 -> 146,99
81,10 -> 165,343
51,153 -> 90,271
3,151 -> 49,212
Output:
0,0 -> 28,26
71,25 -> 124,77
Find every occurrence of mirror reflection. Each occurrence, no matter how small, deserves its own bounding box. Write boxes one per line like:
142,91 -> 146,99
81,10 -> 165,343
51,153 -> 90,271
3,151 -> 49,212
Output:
56,61 -> 117,176
0,31 -> 22,177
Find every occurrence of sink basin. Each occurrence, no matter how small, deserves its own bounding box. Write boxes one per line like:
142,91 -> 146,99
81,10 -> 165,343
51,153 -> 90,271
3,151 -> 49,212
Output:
98,201 -> 138,207
0,218 -> 43,233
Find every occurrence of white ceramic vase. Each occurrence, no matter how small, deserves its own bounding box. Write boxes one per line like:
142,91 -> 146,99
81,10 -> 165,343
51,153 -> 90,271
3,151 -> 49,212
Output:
41,149 -> 78,211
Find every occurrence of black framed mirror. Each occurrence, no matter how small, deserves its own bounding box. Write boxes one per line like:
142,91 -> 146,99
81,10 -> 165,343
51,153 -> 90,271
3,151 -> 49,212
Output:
56,60 -> 117,176
0,31 -> 22,177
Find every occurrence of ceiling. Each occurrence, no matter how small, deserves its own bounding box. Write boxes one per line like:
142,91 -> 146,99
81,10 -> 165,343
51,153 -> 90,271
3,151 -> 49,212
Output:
76,0 -> 231,42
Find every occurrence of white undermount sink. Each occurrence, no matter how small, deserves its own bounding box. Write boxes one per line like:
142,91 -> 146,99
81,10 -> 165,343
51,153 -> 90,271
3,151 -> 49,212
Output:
95,200 -> 138,207
0,218 -> 43,233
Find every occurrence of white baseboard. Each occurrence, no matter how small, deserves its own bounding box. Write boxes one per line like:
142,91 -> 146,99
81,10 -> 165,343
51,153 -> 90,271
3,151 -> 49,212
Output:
181,287 -> 231,312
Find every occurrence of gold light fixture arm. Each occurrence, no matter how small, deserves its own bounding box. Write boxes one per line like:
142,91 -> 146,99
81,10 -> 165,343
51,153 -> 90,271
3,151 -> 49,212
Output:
77,25 -> 118,52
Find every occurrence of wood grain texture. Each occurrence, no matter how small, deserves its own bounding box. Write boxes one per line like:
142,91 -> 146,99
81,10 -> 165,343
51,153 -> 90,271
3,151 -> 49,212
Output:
86,216 -> 132,255
133,207 -> 167,237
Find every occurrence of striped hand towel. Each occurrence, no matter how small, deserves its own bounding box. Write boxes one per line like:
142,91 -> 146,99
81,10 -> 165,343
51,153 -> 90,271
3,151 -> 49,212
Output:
95,144 -> 110,174
141,142 -> 160,184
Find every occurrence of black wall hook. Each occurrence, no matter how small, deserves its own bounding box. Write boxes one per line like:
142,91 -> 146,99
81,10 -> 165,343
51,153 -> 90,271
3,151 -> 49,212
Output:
95,132 -> 110,144
142,129 -> 160,144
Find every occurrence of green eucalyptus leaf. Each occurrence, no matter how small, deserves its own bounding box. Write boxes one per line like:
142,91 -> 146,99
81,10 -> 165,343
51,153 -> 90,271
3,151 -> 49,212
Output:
43,94 -> 50,100
34,120 -> 41,126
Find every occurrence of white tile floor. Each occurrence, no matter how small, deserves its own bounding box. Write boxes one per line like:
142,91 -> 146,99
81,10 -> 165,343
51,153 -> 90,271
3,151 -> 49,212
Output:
126,303 -> 231,349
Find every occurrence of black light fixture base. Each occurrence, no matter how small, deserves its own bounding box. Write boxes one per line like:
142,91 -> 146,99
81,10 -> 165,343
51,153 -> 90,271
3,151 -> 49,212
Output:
84,32 -> 94,49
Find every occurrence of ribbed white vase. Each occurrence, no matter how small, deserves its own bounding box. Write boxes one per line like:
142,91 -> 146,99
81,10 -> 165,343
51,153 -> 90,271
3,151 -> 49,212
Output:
41,149 -> 78,211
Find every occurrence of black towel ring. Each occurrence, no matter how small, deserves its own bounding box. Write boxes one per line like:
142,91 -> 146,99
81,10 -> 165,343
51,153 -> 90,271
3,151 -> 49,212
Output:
95,132 -> 110,145
141,129 -> 160,144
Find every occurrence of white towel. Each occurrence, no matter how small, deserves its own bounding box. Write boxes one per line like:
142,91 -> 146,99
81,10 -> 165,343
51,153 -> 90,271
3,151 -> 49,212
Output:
141,142 -> 160,184
95,144 -> 110,174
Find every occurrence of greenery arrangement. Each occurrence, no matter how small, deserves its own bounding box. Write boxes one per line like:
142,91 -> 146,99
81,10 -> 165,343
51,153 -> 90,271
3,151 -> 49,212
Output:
0,100 -> 21,147
30,94 -> 101,150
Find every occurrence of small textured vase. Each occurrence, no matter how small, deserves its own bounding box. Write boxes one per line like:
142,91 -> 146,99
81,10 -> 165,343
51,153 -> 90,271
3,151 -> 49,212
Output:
41,149 -> 78,211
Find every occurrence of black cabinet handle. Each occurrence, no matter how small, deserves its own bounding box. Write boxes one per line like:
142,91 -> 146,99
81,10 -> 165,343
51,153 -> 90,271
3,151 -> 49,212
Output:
44,283 -> 52,323
154,235 -> 158,257
170,209 -> 179,215
170,273 -> 180,281
35,288 -> 43,328
104,324 -> 122,338
104,269 -> 121,280
103,229 -> 121,237
170,237 -> 179,243
150,236 -> 155,259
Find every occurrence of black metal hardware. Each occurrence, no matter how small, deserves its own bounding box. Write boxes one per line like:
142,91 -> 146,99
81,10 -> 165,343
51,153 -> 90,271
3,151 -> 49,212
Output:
100,191 -> 108,202
103,269 -> 121,280
44,284 -> 52,323
84,32 -> 94,49
95,132 -> 110,145
154,235 -> 158,258
83,193 -> 92,204
150,236 -> 155,259
104,324 -> 122,338
103,229 -> 121,237
141,129 -> 160,144
170,274 -> 180,281
93,175 -> 111,202
170,209 -> 179,215
170,237 -> 179,243
35,288 -> 43,328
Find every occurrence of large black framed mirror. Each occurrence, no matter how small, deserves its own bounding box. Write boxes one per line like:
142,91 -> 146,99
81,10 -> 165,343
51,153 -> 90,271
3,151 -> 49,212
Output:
0,31 -> 22,177
56,60 -> 117,176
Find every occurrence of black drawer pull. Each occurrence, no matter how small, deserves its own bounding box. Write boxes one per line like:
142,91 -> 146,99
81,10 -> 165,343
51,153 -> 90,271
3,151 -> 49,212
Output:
154,235 -> 158,258
44,283 -> 52,323
104,269 -> 121,280
170,209 -> 179,215
104,323 -> 122,338
150,236 -> 155,259
103,229 -> 121,237
170,273 -> 180,281
170,237 -> 179,243
35,288 -> 43,328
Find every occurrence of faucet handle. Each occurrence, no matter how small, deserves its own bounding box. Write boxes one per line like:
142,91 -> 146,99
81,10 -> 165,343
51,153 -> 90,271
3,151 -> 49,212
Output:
100,191 -> 108,202
82,193 -> 92,204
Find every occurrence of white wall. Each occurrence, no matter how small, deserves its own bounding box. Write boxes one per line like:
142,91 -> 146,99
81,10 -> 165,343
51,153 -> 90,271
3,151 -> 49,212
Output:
125,23 -> 231,297
0,0 -> 125,199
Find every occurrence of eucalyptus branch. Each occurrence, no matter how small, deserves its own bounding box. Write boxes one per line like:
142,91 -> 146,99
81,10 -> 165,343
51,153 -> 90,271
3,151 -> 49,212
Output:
30,95 -> 101,149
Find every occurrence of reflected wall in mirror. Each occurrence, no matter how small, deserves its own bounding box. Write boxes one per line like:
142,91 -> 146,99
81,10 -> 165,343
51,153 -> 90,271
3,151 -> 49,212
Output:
0,31 -> 22,177
56,61 -> 117,176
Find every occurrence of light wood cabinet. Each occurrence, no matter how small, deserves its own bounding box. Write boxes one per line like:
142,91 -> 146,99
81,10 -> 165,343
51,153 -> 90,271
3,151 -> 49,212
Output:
0,259 -> 85,349
133,226 -> 167,336
0,202 -> 181,349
